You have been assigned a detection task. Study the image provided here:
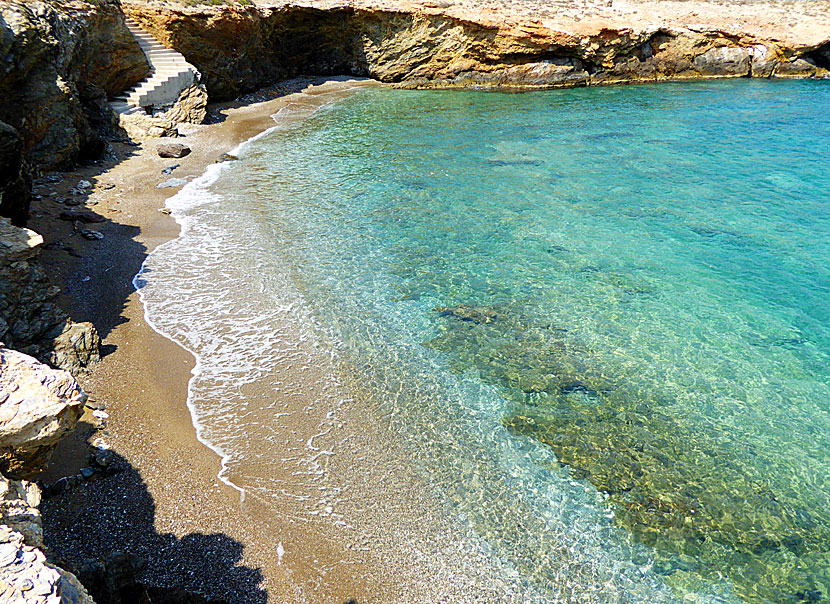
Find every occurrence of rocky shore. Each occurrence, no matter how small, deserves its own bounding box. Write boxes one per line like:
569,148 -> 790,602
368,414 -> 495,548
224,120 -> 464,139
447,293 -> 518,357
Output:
1,0 -> 829,602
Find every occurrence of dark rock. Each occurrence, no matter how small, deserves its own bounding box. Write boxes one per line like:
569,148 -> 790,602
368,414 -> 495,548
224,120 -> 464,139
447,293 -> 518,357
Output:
63,197 -> 83,206
59,209 -> 105,223
0,218 -> 100,374
79,467 -> 94,479
73,221 -> 104,241
162,163 -> 180,175
157,143 -> 191,159
0,1 -> 149,170
0,120 -> 32,226
85,397 -> 106,411
215,153 -> 238,163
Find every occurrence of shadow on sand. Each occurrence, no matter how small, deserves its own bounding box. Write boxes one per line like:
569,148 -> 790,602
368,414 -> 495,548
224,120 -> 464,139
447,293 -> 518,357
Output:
40,430 -> 267,604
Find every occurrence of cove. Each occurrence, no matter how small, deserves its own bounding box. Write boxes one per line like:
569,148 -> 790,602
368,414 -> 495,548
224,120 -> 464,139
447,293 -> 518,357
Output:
137,79 -> 830,603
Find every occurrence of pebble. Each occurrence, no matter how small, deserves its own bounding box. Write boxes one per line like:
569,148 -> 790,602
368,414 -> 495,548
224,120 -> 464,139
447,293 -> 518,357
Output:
77,180 -> 92,189
63,198 -> 82,206
79,467 -> 94,479
158,207 -> 172,215
92,410 -> 109,420
161,163 -> 180,174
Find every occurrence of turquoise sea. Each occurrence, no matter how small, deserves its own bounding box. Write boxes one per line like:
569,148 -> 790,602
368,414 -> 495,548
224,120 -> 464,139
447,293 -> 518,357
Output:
137,79 -> 830,603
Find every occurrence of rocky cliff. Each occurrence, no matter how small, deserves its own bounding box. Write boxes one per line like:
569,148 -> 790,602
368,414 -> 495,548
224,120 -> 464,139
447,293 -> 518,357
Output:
123,1 -> 830,102
0,218 -> 100,375
0,0 -> 149,227
0,348 -> 93,604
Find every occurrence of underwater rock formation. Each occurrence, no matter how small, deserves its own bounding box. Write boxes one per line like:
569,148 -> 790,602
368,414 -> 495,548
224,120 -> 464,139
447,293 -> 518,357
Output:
428,302 -> 830,604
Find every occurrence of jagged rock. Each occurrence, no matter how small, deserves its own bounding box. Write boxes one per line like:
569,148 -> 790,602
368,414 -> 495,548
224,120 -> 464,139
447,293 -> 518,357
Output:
692,45 -> 751,76
0,474 -> 41,548
0,476 -> 94,604
0,1 -> 149,170
47,322 -> 101,374
163,84 -> 209,125
125,4 -> 829,101
115,111 -> 178,141
157,143 -> 191,159
0,219 -> 100,374
0,347 -> 87,480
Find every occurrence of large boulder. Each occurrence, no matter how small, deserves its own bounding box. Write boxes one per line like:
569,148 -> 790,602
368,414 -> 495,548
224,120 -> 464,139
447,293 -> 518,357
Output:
0,218 -> 100,374
0,348 -> 87,480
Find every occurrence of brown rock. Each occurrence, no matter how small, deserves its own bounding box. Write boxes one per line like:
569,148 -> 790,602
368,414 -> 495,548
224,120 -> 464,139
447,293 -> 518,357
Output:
0,1 -> 149,170
157,143 -> 191,159
0,218 -> 100,374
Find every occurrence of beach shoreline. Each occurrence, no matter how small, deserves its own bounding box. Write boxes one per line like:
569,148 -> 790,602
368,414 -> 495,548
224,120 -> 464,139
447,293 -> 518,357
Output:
35,77 -> 388,602
35,75 -> 541,604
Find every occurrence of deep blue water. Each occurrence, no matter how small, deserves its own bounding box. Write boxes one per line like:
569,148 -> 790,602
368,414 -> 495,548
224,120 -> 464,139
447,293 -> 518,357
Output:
139,79 -> 830,603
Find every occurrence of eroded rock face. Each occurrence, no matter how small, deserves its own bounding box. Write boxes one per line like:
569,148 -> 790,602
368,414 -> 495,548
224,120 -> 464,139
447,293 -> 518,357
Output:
0,348 -> 87,480
125,4 -> 829,101
0,476 -> 94,604
0,219 -> 100,374
0,0 -> 149,171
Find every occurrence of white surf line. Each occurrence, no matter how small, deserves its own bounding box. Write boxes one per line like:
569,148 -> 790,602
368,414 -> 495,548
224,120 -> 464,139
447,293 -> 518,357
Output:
132,82 -> 373,504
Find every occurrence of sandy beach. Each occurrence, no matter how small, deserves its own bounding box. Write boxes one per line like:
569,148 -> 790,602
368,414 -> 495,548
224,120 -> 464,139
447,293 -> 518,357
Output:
31,76 -> 541,604
33,77 -> 398,602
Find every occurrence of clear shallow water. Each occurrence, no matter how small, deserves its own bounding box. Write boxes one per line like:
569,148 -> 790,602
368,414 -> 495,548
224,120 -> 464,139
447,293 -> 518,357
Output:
137,80 -> 830,604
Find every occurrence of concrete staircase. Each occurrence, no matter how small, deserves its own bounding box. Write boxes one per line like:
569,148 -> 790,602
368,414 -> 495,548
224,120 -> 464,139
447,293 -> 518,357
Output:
111,18 -> 199,115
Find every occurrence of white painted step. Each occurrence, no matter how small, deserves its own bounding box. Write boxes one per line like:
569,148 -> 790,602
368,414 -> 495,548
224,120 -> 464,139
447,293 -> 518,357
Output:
110,16 -> 200,113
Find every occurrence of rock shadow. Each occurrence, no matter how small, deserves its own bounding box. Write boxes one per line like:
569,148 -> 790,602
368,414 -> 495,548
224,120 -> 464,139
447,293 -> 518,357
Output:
29,142 -> 148,347
39,446 -> 267,604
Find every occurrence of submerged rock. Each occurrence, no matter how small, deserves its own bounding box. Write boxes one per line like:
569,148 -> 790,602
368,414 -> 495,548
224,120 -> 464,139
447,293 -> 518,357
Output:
428,300 -> 830,603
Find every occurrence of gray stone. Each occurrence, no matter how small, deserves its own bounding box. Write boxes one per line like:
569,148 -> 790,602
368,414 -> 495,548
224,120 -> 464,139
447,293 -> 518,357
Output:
693,46 -> 751,76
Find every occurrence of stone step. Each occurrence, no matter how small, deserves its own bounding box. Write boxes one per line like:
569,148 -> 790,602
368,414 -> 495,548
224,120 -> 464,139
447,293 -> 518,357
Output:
117,16 -> 199,109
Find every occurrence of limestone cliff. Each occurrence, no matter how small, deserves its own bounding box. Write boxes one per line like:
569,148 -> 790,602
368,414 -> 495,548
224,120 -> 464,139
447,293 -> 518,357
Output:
123,2 -> 830,102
